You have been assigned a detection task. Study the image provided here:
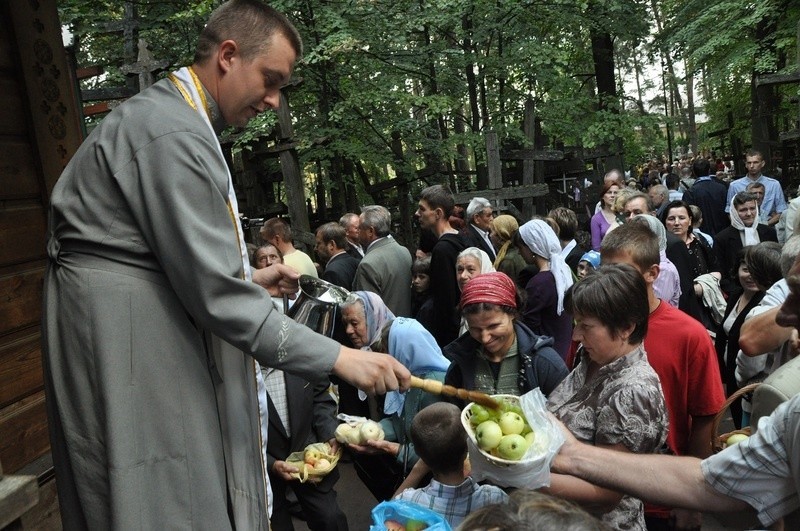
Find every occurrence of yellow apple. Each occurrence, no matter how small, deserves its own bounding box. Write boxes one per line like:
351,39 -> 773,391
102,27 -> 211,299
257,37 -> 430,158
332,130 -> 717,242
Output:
726,433 -> 749,446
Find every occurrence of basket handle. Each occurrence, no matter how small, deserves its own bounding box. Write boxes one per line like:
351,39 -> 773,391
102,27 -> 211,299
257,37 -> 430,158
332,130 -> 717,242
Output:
710,382 -> 761,446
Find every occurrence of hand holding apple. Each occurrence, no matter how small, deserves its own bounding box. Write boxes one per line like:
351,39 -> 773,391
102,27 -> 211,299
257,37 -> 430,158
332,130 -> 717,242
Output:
272,459 -> 300,481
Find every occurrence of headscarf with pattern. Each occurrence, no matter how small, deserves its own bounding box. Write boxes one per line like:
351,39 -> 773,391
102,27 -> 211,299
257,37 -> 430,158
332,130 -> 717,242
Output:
460,271 -> 518,309
345,291 -> 396,350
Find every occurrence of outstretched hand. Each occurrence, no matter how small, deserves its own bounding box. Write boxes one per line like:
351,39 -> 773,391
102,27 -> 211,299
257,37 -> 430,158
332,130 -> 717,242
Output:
548,412 -> 580,475
332,346 -> 411,395
251,264 -> 300,298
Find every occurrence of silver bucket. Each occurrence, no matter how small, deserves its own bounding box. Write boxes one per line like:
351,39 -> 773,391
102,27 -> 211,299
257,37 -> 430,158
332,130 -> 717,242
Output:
286,275 -> 350,337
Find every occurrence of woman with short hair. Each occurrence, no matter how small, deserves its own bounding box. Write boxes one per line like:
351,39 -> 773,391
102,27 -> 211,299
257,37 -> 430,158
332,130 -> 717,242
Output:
545,264 -> 668,530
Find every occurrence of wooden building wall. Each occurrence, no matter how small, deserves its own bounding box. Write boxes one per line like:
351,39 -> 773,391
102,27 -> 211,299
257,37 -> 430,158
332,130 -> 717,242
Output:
1,0 -> 83,525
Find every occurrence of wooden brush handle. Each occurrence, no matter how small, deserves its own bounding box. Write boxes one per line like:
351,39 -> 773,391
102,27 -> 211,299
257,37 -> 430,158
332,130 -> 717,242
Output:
410,376 -> 500,410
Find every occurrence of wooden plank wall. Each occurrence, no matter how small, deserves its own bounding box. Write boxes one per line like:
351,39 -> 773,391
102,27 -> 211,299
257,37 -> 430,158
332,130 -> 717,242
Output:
0,0 -> 82,486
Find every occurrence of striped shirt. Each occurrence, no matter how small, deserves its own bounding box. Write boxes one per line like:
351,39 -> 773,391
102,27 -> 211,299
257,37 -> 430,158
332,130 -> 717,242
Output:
395,477 -> 508,528
701,394 -> 800,527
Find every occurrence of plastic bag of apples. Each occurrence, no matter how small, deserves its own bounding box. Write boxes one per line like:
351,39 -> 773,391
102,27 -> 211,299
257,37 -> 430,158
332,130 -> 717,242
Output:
369,500 -> 451,531
284,442 -> 342,483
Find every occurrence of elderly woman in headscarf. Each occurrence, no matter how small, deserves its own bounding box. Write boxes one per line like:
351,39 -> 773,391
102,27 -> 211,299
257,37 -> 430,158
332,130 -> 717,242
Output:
337,291 -> 396,418
713,191 -> 778,297
346,317 -> 450,501
456,247 -> 496,335
444,272 -> 567,405
629,214 -> 682,307
513,219 -> 574,360
340,291 -> 396,349
491,214 -> 527,286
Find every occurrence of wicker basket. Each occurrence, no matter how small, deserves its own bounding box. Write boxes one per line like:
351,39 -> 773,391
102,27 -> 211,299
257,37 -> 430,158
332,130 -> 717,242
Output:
711,382 -> 760,453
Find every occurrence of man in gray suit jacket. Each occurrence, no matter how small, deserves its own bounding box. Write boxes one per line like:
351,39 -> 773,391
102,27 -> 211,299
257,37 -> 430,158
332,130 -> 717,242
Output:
353,205 -> 413,316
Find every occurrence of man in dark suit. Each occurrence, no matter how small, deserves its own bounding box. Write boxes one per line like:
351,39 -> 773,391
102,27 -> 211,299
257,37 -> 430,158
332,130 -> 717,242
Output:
264,368 -> 348,531
463,197 -> 496,261
315,222 -> 360,291
339,213 -> 364,260
683,158 -> 729,236
353,205 -> 413,316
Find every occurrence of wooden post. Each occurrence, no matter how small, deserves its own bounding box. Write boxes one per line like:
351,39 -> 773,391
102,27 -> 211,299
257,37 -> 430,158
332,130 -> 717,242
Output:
485,130 -> 502,201
522,99 -> 535,219
276,92 -> 310,233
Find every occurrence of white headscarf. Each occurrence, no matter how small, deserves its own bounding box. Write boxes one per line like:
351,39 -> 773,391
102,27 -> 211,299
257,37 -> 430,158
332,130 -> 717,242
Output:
518,219 -> 573,314
457,247 -> 495,275
729,196 -> 760,247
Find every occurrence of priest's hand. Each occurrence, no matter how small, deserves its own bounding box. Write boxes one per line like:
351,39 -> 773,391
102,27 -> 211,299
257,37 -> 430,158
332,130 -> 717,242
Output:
252,264 -> 300,298
332,346 -> 411,395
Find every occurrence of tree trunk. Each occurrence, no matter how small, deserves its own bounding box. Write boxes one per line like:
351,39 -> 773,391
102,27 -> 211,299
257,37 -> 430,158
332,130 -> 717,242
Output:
685,58 -> 698,154
589,23 -> 624,171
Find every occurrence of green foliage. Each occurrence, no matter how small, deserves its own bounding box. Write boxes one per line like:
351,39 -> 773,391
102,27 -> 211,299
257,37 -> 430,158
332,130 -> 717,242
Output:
63,0 -> 792,202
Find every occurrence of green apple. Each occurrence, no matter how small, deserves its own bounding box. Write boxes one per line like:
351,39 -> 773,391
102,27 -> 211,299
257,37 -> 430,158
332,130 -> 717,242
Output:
497,433 -> 529,460
726,433 -> 749,446
469,404 -> 491,426
406,519 -> 428,531
525,431 -> 535,446
498,411 -> 526,435
475,420 -> 504,451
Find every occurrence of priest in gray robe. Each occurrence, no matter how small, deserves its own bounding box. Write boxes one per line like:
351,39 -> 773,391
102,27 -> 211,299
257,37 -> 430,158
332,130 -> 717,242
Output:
42,1 -> 409,529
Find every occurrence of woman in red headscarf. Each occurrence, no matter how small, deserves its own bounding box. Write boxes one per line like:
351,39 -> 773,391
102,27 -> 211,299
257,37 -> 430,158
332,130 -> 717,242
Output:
442,272 -> 568,408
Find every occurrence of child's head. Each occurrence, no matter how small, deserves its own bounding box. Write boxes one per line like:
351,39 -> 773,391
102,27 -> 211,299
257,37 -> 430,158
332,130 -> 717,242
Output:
411,256 -> 432,293
576,250 -> 600,280
410,402 -> 467,476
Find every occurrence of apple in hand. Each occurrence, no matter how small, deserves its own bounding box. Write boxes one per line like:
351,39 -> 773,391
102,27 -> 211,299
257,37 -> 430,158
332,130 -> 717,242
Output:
335,423 -> 353,444
726,433 -> 749,446
497,433 -> 529,460
360,420 -> 385,442
498,411 -> 526,435
475,420 -> 504,451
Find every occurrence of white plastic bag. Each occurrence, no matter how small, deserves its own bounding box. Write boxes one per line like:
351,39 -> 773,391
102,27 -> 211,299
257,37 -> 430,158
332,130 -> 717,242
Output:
464,389 -> 564,489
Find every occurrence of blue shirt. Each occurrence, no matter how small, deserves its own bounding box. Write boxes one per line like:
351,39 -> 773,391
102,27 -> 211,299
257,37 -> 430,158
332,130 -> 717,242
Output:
395,477 -> 508,528
725,175 -> 787,222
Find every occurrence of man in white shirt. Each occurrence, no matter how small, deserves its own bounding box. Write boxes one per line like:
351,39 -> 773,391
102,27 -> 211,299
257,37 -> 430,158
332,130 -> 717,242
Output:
463,197 -> 496,261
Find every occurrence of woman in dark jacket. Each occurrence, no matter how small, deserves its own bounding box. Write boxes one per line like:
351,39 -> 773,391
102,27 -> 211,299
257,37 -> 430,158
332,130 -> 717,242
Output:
442,272 -> 568,408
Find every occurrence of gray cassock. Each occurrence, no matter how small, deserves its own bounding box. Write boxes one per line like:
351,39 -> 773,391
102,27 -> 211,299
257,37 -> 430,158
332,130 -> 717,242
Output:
42,74 -> 340,530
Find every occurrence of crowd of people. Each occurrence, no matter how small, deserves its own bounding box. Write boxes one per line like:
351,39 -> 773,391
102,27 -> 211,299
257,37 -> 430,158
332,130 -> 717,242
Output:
40,1 -> 800,530
242,150 -> 799,529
